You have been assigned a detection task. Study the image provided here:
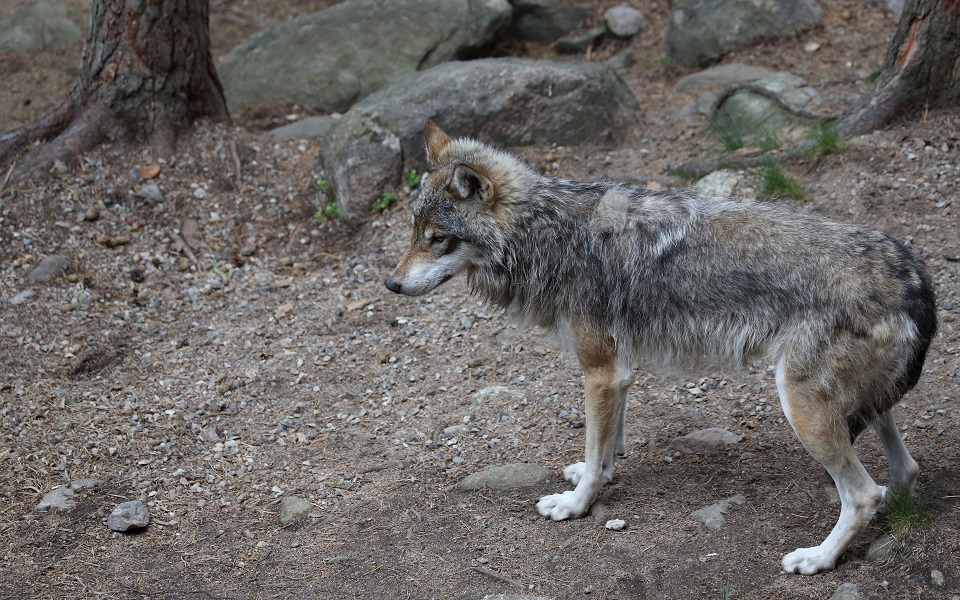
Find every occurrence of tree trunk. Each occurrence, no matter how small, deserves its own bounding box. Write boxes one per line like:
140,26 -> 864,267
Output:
836,0 -> 960,135
0,0 -> 228,180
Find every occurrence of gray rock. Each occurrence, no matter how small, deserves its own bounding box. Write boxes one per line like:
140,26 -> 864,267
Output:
268,115 -> 336,142
667,0 -> 823,67
603,48 -> 636,79
136,184 -> 164,203
321,58 -> 637,221
483,595 -> 552,600
68,478 -> 102,491
279,496 -> 313,525
690,494 -> 745,530
604,4 -> 645,38
219,0 -> 512,113
458,463 -> 551,491
200,426 -> 221,443
604,518 -> 626,531
885,0 -> 904,16
0,1 -> 83,53
9,290 -> 36,305
555,27 -> 605,54
865,532 -> 899,562
930,569 -> 945,587
508,2 -> 588,43
669,427 -> 742,453
107,500 -> 151,532
829,582 -> 862,600
713,73 -> 823,144
675,63 -> 777,93
37,486 -> 76,511
27,255 -> 69,284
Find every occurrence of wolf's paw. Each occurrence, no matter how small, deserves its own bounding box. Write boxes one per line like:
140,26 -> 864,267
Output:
780,546 -> 837,575
562,462 -> 586,485
536,491 -> 589,521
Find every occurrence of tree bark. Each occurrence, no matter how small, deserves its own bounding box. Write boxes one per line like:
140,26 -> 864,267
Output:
836,0 -> 960,135
0,0 -> 228,180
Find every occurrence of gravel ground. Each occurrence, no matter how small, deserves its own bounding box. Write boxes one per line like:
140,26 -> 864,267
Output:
1,1 -> 959,599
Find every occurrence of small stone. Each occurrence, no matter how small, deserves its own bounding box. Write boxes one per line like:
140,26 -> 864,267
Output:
69,478 -> 101,491
829,582 -> 862,600
136,183 -> 164,203
458,463 -> 551,491
690,494 -> 745,530
108,500 -> 151,532
279,496 -> 313,525
9,290 -> 36,305
669,427 -> 742,454
36,486 -> 76,511
200,427 -> 221,443
604,4 -> 645,37
27,255 -> 70,283
604,518 -> 626,531
865,533 -> 899,562
930,569 -> 945,587
193,187 -> 207,199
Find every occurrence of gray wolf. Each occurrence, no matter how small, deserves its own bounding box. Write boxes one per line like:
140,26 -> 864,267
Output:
384,121 -> 937,574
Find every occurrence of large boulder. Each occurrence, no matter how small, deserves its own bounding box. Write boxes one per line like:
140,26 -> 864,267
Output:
667,0 -> 823,67
0,1 -> 83,53
321,58 -> 639,221
712,72 -> 823,144
218,0 -> 512,113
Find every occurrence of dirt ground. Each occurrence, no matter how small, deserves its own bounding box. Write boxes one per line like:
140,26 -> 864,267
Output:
0,1 -> 958,599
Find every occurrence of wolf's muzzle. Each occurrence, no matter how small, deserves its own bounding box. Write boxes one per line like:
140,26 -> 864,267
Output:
384,275 -> 402,294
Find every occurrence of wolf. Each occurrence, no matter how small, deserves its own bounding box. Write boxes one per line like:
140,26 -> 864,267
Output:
384,121 -> 937,574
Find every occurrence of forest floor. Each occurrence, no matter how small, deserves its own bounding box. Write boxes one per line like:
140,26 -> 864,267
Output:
0,1 -> 958,599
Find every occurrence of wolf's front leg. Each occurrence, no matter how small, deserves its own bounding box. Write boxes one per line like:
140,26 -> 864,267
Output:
537,334 -> 633,520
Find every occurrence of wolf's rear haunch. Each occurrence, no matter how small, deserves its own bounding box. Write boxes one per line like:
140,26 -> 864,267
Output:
385,121 -> 938,575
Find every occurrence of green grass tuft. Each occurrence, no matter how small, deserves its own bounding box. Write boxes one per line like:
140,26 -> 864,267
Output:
709,111 -> 780,153
315,201 -> 340,220
406,169 -> 420,189
372,191 -> 398,213
881,490 -> 932,538
808,123 -> 845,158
759,159 -> 805,200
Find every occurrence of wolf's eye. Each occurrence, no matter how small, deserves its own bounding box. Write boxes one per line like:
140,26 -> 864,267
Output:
431,234 -> 446,244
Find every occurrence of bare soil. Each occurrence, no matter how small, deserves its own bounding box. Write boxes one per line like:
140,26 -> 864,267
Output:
0,1 -> 958,599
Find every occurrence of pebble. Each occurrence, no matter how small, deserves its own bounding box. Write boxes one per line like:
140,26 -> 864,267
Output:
279,496 -> 313,525
603,4 -> 644,37
108,500 -> 151,532
36,486 -> 76,511
458,463 -> 551,491
136,183 -> 164,203
829,583 -> 862,600
604,518 -> 626,531
865,532 -> 899,562
27,255 -> 70,283
9,290 -> 35,305
668,427 -> 742,454
930,569 -> 945,587
690,494 -> 745,530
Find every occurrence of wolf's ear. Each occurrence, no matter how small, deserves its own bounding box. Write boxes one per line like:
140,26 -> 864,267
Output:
424,121 -> 452,167
450,162 -> 496,208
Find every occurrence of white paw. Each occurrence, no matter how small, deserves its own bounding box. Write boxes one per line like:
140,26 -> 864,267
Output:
781,546 -> 837,575
563,462 -> 585,485
536,490 -> 590,521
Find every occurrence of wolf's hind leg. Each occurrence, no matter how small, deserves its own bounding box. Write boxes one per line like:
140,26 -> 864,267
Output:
777,361 -> 884,575
537,333 -> 631,520
874,409 -> 919,494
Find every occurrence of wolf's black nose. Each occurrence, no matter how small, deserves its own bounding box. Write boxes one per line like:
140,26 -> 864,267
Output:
384,276 -> 402,294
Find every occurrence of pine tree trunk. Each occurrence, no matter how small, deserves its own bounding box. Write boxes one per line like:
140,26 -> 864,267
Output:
0,0 -> 228,180
836,0 -> 960,135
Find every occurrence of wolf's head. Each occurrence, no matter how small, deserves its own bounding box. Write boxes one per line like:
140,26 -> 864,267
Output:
385,121 -> 532,296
